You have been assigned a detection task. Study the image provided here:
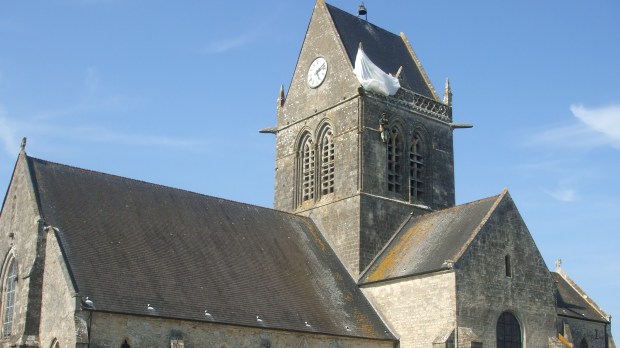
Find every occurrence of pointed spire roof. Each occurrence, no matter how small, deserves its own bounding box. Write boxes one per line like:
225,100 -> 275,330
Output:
323,3 -> 437,99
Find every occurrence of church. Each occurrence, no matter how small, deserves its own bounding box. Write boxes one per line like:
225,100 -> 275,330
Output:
0,1 -> 613,347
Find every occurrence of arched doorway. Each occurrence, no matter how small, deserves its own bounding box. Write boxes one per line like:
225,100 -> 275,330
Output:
496,312 -> 522,348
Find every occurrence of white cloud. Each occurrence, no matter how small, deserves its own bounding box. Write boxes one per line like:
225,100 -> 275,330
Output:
206,34 -> 254,53
570,104 -> 620,149
68,125 -> 203,148
545,187 -> 577,202
528,123 -> 609,149
527,103 -> 620,150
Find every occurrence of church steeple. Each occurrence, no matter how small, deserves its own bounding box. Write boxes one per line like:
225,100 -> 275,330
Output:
272,1 -> 455,277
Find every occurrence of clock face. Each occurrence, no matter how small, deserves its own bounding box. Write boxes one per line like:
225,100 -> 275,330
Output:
307,57 -> 328,88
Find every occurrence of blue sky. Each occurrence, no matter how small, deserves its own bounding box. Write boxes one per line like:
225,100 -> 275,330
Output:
1,0 -> 619,339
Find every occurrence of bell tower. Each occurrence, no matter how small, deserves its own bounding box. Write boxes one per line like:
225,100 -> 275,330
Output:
271,1 -> 456,277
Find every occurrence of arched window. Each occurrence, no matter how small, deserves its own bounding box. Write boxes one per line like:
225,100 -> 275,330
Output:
580,338 -> 588,348
298,133 -> 315,204
496,312 -> 522,348
409,133 -> 425,201
50,338 -> 60,348
2,257 -> 17,337
319,126 -> 335,196
387,127 -> 402,193
121,339 -> 131,348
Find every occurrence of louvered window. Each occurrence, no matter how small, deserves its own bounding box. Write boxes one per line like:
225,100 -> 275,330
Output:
301,136 -> 315,202
387,128 -> 402,192
2,259 -> 16,337
409,134 -> 424,201
320,129 -> 335,195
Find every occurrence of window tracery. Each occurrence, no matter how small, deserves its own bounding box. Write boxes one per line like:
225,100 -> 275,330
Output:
2,257 -> 17,337
319,127 -> 335,196
409,133 -> 425,202
298,133 -> 315,204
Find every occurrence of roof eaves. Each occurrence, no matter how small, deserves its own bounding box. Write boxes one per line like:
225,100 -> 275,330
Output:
323,2 -> 358,71
80,308 -> 398,341
283,1 -> 318,102
50,228 -> 80,296
0,153 -> 22,221
554,270 -> 611,322
452,189 -> 507,264
360,267 -> 453,287
400,32 -> 440,101
25,155 -> 46,224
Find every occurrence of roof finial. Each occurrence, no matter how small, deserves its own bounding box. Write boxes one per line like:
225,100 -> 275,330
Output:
395,66 -> 403,79
358,2 -> 367,20
555,259 -> 562,271
20,137 -> 27,152
358,42 -> 363,51
277,84 -> 285,108
443,78 -> 452,107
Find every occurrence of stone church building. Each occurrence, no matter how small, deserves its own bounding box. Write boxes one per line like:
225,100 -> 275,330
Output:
0,1 -> 613,347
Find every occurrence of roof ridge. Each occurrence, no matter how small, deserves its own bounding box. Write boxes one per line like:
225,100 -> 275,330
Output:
324,3 -> 403,42
26,155 -> 304,220
399,32 -> 440,101
418,194 -> 502,219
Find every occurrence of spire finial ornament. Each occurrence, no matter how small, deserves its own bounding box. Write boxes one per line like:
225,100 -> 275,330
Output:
20,137 -> 27,152
277,84 -> 285,108
443,78 -> 452,107
555,259 -> 562,271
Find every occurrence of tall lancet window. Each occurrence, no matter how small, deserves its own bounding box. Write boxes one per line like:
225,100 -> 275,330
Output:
2,258 -> 17,337
387,127 -> 402,193
409,133 -> 425,202
319,126 -> 335,196
299,133 -> 315,203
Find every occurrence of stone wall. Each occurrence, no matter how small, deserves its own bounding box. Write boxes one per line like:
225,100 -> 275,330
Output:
38,230 -> 83,348
87,312 -> 396,348
362,271 -> 457,348
274,1 -> 456,277
455,193 -> 557,347
0,153 -> 46,347
559,317 -> 610,348
360,93 -> 455,211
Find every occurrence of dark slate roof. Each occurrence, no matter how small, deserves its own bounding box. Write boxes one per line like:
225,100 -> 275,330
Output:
28,156 -> 395,340
325,3 -> 435,98
360,195 -> 501,284
553,272 -> 609,323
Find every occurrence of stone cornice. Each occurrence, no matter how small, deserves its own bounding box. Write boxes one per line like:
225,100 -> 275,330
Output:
366,88 -> 453,123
